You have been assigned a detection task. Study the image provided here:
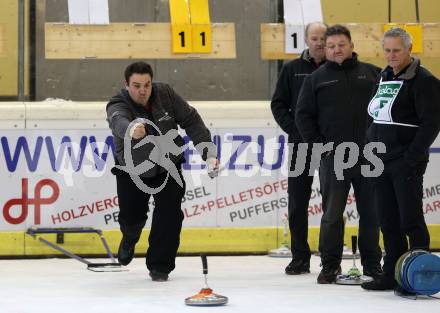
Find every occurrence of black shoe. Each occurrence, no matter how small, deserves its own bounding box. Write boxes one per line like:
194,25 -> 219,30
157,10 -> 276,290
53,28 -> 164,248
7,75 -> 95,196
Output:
361,275 -> 396,291
149,270 -> 169,282
317,264 -> 342,284
285,258 -> 310,275
118,222 -> 145,265
363,264 -> 383,278
117,237 -> 136,266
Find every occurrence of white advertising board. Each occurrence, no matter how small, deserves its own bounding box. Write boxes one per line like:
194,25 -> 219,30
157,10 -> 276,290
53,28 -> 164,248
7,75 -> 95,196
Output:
1,127 -> 439,231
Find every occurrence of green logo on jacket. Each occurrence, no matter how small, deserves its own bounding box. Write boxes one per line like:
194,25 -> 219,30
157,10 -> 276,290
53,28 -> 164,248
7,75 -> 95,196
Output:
376,83 -> 401,97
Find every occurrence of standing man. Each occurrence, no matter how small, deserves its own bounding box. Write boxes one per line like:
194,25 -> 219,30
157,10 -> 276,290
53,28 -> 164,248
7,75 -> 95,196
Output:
271,22 -> 327,275
362,28 -> 440,291
106,62 -> 218,281
296,25 -> 383,284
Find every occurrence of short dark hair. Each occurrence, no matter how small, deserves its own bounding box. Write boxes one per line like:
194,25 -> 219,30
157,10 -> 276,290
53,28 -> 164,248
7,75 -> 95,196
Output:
325,24 -> 351,42
124,61 -> 153,83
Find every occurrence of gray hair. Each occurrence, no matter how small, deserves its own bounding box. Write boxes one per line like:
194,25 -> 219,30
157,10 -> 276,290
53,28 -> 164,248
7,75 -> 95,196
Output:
382,27 -> 412,48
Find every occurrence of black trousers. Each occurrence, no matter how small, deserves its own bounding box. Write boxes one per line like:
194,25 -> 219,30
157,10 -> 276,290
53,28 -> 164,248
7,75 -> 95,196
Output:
287,143 -> 314,260
319,155 -> 382,268
115,169 -> 185,274
373,157 -> 429,278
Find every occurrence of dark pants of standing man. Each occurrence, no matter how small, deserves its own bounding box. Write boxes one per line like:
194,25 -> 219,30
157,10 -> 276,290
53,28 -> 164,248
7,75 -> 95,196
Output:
288,143 -> 314,261
373,157 -> 429,279
114,168 -> 185,274
319,155 -> 382,270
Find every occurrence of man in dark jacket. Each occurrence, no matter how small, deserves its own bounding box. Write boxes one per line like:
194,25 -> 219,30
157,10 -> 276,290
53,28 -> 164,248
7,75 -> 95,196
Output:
361,28 -> 440,292
296,25 -> 383,284
106,62 -> 218,281
271,22 -> 327,275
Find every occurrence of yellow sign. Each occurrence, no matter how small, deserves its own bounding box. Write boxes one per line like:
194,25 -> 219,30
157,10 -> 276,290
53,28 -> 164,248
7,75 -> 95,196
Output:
171,24 -> 193,53
189,0 -> 212,53
169,0 -> 212,54
191,24 -> 211,53
189,0 -> 210,24
169,0 -> 191,24
169,0 -> 192,53
383,24 -> 423,53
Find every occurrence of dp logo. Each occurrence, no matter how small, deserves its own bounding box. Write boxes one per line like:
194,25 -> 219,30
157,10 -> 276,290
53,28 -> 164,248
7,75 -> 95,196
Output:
3,178 -> 60,225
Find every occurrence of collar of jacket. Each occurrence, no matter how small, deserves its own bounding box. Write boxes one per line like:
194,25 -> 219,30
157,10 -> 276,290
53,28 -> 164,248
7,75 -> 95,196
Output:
381,57 -> 420,80
301,49 -> 312,62
301,49 -> 325,66
325,52 -> 359,70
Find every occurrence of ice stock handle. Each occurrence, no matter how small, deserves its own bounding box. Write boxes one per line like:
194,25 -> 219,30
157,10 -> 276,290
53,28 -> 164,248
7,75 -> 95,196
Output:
201,254 -> 208,275
351,235 -> 358,254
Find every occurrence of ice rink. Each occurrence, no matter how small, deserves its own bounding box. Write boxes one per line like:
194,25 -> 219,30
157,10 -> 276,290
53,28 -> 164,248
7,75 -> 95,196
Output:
1,254 -> 439,313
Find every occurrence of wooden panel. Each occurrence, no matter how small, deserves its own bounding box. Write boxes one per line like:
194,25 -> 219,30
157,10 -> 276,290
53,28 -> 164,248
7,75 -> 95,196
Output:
390,0 -> 416,23
421,24 -> 440,58
0,23 -> 6,57
424,23 -> 440,40
345,23 -> 384,58
0,0 -> 29,97
420,0 -> 440,22
321,0 -> 389,23
419,57 -> 440,78
261,23 -> 440,60
0,0 -> 18,96
321,0 -> 440,24
260,23 -> 297,60
45,22 -> 236,59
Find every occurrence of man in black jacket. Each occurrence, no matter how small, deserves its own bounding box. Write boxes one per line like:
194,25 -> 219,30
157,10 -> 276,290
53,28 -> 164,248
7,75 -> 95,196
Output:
296,25 -> 383,284
271,22 -> 327,275
361,28 -> 440,291
106,62 -> 218,281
